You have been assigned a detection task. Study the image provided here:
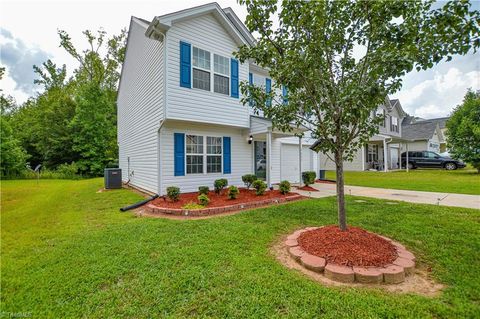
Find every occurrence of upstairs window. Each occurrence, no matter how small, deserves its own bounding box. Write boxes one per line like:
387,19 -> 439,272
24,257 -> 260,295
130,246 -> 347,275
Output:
213,54 -> 229,95
391,116 -> 399,132
192,47 -> 211,91
376,107 -> 386,127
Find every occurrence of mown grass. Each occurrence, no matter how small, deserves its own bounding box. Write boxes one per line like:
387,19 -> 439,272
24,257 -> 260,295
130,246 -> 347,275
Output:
1,178 -> 479,318
326,168 -> 480,195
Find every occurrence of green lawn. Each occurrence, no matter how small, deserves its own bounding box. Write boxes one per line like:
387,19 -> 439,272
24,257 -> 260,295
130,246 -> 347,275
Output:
1,179 -> 479,318
326,168 -> 480,195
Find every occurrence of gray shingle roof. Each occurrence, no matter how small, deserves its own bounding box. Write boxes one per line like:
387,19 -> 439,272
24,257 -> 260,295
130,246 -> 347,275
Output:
402,121 -> 436,140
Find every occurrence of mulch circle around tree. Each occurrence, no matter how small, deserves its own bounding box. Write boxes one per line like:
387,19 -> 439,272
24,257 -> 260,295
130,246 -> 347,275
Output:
298,225 -> 396,267
284,225 -> 417,285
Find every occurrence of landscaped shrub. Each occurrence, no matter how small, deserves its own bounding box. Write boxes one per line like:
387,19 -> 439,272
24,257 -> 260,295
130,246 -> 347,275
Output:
197,194 -> 210,206
198,186 -> 209,195
214,178 -> 228,194
252,180 -> 267,195
182,202 -> 204,210
242,174 -> 257,189
227,185 -> 239,199
166,186 -> 180,202
302,171 -> 316,186
279,180 -> 291,194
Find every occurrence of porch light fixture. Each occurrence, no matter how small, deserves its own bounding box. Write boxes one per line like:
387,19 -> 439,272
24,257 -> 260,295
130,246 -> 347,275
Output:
248,135 -> 253,144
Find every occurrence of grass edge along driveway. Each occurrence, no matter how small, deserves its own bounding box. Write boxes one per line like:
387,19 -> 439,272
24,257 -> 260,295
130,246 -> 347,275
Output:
326,168 -> 480,195
1,178 -> 479,318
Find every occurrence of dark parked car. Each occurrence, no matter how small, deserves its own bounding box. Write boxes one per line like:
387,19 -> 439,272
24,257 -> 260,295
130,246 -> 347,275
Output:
401,151 -> 466,170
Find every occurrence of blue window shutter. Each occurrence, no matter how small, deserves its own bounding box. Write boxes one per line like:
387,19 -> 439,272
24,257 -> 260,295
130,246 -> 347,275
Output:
231,59 -> 239,98
248,72 -> 253,106
179,41 -> 191,88
223,137 -> 231,174
266,78 -> 272,106
282,85 -> 288,104
174,133 -> 185,176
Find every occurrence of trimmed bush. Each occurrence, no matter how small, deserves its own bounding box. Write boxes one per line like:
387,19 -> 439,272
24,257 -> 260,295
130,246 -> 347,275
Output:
214,178 -> 228,194
182,202 -> 204,210
198,186 -> 209,195
166,186 -> 180,202
302,171 -> 316,186
279,180 -> 291,194
197,194 -> 210,206
242,174 -> 257,189
252,180 -> 267,195
227,186 -> 239,199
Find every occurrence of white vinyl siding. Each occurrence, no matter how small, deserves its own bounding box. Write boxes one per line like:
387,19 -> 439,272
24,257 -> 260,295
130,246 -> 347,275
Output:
117,18 -> 164,193
160,121 -> 251,194
165,13 -> 250,127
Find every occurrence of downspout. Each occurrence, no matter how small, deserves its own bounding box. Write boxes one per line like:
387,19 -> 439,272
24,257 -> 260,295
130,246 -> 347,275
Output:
157,120 -> 165,196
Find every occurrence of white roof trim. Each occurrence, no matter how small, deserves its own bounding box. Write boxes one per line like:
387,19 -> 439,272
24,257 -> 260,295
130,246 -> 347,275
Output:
146,2 -> 250,46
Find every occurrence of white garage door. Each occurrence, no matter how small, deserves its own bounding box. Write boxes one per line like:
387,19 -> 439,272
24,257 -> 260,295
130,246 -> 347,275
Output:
281,144 -> 313,183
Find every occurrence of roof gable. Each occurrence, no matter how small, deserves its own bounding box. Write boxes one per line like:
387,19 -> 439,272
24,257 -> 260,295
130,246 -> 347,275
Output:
146,2 -> 251,46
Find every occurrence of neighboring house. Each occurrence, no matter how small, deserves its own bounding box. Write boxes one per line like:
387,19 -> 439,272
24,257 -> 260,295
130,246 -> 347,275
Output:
117,3 -> 317,194
401,116 -> 449,153
317,98 -> 407,172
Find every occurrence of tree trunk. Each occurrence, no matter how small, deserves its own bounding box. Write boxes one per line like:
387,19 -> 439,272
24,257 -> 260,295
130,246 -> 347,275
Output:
335,150 -> 347,231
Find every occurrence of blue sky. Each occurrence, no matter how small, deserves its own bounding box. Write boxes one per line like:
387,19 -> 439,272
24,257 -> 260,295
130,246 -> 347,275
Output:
1,0 -> 478,119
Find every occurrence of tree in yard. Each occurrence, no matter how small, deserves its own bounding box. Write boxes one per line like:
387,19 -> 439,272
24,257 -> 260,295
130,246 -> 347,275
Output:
58,29 -> 126,175
446,90 -> 480,173
236,0 -> 479,230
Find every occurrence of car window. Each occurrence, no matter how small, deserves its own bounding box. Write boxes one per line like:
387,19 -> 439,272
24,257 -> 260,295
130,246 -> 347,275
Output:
425,152 -> 438,158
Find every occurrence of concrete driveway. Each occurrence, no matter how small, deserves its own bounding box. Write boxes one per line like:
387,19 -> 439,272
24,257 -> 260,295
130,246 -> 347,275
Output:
295,183 -> 480,210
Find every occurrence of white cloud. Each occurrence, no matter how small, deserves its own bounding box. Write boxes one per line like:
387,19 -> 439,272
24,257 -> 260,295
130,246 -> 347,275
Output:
393,67 -> 480,119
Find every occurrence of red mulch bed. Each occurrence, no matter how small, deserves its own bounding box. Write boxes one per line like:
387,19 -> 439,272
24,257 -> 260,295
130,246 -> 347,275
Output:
298,225 -> 397,267
315,179 -> 335,184
151,188 -> 295,209
298,185 -> 318,192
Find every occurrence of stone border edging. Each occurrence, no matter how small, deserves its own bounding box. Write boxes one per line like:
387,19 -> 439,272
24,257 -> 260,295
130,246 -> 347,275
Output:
286,226 -> 416,284
145,194 -> 304,217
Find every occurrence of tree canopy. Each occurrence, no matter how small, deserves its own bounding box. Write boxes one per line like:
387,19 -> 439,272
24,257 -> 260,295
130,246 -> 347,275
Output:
446,90 -> 480,173
236,0 -> 479,230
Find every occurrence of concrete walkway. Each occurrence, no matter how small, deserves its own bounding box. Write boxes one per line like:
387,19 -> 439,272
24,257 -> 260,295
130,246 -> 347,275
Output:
294,183 -> 480,209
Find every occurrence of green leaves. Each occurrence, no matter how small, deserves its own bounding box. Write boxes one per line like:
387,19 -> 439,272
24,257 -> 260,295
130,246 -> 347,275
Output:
446,90 -> 480,173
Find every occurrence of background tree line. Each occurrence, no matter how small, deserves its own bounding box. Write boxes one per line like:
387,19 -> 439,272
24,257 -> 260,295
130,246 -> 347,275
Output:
0,29 -> 126,178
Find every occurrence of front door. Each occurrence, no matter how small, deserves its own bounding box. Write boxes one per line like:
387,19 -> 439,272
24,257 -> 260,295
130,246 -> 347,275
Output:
254,141 -> 267,180
390,148 -> 399,169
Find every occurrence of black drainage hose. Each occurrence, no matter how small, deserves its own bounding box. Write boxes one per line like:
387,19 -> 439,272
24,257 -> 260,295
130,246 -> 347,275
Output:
120,194 -> 159,212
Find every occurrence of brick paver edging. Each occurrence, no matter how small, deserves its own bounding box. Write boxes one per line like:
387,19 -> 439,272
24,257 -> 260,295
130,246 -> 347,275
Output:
286,227 -> 416,284
145,194 -> 304,217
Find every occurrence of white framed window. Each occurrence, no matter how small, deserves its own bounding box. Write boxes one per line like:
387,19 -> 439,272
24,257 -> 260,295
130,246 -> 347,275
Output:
213,54 -> 229,95
207,136 -> 222,173
192,47 -> 211,91
186,135 -> 204,174
367,144 -> 378,162
391,116 -> 399,132
376,107 -> 386,127
185,135 -> 223,174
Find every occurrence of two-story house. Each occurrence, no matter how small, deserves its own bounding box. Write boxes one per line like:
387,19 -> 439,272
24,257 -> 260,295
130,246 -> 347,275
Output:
317,98 -> 407,171
117,3 -> 318,194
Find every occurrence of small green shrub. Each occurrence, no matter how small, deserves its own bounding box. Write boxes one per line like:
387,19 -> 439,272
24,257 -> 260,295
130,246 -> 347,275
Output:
214,178 -> 228,194
252,180 -> 267,195
279,180 -> 291,194
302,171 -> 316,186
227,185 -> 239,199
166,186 -> 180,202
182,202 -> 204,210
241,174 -> 257,189
56,162 -> 79,179
197,194 -> 210,206
198,186 -> 209,195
